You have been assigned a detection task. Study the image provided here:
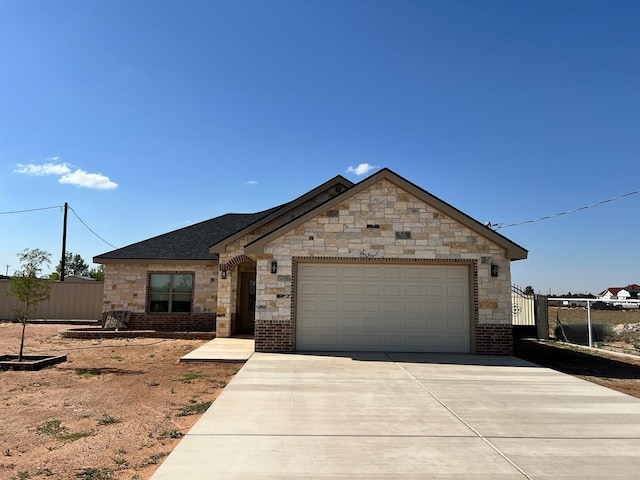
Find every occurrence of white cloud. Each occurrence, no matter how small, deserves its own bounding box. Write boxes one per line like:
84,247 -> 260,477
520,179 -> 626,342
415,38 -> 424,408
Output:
14,162 -> 71,176
346,163 -> 378,176
246,180 -> 258,185
59,169 -> 118,190
14,158 -> 118,190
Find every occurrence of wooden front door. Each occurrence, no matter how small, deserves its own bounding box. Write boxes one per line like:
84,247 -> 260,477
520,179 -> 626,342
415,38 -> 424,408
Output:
238,271 -> 256,332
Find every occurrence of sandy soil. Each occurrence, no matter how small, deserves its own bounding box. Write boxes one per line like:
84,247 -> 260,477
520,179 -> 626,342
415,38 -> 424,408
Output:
0,323 -> 239,480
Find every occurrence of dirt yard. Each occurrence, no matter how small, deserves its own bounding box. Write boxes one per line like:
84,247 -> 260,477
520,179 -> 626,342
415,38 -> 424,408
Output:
0,323 -> 239,480
4,321 -> 640,480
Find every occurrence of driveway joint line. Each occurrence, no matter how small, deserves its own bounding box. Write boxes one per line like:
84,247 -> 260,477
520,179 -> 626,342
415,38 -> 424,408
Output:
385,353 -> 533,480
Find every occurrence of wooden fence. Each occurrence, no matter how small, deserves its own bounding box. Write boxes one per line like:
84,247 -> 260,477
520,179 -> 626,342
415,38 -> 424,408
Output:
0,279 -> 104,321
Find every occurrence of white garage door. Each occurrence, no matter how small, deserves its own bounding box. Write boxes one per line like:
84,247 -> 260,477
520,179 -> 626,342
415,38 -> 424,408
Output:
296,263 -> 470,352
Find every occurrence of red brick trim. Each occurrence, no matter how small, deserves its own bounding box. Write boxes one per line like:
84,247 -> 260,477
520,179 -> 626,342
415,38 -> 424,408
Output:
474,324 -> 513,355
220,255 -> 255,271
105,312 -> 216,332
255,320 -> 294,352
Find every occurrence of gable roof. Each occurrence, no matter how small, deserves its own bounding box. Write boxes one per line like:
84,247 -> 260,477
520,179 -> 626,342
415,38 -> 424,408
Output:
245,168 -> 528,260
208,175 -> 353,254
93,206 -> 284,263
93,175 -> 354,263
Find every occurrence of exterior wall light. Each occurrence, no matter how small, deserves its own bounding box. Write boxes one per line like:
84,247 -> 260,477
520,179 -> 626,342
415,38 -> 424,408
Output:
221,270 -> 227,279
491,264 -> 499,277
270,261 -> 278,274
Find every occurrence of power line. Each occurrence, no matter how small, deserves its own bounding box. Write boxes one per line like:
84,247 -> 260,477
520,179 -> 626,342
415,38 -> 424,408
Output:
68,205 -> 118,249
0,205 -> 62,215
1,203 -> 118,250
493,189 -> 640,230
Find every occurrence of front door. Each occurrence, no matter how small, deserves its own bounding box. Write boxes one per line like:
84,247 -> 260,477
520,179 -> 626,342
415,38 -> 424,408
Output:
238,271 -> 256,332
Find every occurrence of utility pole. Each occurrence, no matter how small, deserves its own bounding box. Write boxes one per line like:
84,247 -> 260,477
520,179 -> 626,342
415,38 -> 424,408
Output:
4,264 -> 9,276
61,202 -> 68,282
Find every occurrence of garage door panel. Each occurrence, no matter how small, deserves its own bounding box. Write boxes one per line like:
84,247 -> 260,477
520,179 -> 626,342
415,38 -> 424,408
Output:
342,284 -> 360,295
363,301 -> 381,313
363,317 -> 382,329
341,316 -> 360,328
405,318 -> 424,330
384,284 -> 402,296
404,285 -> 423,296
384,317 -> 402,329
296,263 -> 470,353
363,284 -> 381,295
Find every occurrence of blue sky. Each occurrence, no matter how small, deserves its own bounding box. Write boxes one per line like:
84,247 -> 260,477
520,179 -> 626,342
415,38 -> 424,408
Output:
1,1 -> 638,294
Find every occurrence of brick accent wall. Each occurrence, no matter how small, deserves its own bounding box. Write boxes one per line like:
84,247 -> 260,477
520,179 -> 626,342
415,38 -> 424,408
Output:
255,320 -> 294,352
475,324 -> 513,355
102,312 -> 216,331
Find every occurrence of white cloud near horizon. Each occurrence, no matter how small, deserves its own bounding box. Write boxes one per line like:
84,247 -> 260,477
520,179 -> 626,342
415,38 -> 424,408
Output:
14,159 -> 118,190
246,180 -> 258,185
346,163 -> 378,176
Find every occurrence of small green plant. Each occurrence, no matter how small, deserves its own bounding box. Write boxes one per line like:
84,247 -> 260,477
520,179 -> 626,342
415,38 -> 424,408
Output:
13,471 -> 30,480
158,429 -> 184,439
176,372 -> 208,383
115,448 -> 127,455
110,355 -> 124,361
74,467 -> 114,480
36,419 -> 92,441
142,452 -> 167,466
112,456 -> 127,466
176,401 -> 212,417
74,368 -> 103,378
98,414 -> 121,426
36,419 -> 66,437
145,380 -> 160,387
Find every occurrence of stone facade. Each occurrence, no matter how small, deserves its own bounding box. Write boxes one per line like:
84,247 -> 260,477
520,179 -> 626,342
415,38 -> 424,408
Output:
253,179 -> 513,354
102,262 -> 218,331
99,172 -> 523,354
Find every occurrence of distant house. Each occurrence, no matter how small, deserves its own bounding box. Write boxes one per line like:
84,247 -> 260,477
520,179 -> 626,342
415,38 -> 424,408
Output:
598,284 -> 640,306
94,168 -> 527,355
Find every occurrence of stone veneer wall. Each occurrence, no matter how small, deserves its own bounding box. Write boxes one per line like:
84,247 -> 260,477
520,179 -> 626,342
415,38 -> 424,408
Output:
254,178 -> 514,354
102,262 -> 218,331
215,184 -> 345,338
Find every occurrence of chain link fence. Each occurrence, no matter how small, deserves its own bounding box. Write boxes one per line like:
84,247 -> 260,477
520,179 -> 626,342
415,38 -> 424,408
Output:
549,298 -> 640,352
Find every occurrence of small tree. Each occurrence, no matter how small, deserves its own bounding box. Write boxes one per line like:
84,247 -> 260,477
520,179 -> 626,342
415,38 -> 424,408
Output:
524,285 -> 535,295
8,248 -> 52,361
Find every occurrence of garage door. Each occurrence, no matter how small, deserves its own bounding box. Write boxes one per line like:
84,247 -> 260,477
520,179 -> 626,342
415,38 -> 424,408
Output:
296,263 -> 470,352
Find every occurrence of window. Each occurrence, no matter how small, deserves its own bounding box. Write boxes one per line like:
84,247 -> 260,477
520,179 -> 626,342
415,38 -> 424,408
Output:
148,273 -> 194,313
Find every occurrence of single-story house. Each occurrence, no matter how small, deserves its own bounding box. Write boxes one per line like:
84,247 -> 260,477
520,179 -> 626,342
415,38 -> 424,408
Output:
94,168 -> 527,355
598,284 -> 640,304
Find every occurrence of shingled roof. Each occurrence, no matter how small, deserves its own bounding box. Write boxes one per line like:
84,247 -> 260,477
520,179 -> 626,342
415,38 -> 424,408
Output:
93,205 -> 284,262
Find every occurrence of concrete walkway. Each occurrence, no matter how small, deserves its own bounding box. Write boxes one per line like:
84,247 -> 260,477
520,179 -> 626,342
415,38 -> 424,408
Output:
154,352 -> 640,479
180,338 -> 254,363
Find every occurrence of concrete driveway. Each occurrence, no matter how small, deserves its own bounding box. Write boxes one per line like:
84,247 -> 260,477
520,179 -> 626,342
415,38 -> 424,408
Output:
152,352 -> 640,479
